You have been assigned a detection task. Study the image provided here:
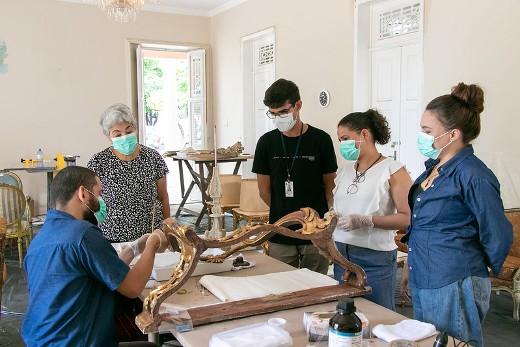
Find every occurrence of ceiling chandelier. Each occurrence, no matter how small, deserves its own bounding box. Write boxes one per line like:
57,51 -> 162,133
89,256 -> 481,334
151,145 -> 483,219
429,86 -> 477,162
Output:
99,0 -> 163,22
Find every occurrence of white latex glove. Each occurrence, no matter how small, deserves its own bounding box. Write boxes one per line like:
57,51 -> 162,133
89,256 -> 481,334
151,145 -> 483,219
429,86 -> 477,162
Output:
129,229 -> 168,257
130,234 -> 150,257
146,229 -> 168,253
337,214 -> 374,231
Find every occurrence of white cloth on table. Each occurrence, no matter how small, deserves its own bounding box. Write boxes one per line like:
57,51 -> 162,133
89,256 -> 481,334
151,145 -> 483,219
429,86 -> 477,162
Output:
199,268 -> 338,302
372,319 -> 437,342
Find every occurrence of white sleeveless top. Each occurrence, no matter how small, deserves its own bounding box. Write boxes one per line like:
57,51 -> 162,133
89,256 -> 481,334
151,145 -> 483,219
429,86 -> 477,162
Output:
332,157 -> 404,251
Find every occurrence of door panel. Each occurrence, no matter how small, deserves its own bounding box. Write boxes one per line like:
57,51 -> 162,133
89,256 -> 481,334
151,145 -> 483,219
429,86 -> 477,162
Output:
371,47 -> 401,160
188,50 -> 206,150
400,43 -> 422,179
242,28 -> 275,178
371,43 -> 422,179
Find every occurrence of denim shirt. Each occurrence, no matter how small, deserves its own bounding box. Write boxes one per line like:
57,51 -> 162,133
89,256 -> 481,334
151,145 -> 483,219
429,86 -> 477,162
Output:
402,145 -> 513,289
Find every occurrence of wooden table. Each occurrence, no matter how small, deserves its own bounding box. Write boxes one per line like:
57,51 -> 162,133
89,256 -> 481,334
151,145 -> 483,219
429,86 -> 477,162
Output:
142,250 -> 455,346
174,299 -> 455,347
168,154 -> 254,226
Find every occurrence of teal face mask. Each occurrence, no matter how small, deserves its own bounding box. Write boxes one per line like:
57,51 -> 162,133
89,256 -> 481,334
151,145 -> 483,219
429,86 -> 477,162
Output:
84,188 -> 107,225
339,140 -> 362,161
417,131 -> 451,159
112,132 -> 138,155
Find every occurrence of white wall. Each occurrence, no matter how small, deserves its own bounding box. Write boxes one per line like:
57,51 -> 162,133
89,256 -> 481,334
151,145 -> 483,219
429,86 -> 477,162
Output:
0,0 -> 210,214
210,0 -> 355,162
422,0 -> 520,208
1,0 -> 519,213
210,0 -> 520,208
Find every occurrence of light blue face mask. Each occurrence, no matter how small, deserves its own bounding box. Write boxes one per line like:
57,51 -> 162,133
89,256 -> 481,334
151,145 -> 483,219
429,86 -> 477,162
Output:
84,188 -> 107,225
112,132 -> 138,155
417,131 -> 451,159
339,140 -> 363,161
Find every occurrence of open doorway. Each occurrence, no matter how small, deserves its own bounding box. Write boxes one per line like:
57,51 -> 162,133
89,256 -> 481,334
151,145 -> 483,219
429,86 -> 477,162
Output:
132,43 -> 208,204
141,49 -> 190,152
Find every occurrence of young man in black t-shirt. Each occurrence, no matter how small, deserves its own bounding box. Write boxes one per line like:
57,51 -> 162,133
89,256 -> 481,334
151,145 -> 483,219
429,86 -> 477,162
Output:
252,78 -> 337,274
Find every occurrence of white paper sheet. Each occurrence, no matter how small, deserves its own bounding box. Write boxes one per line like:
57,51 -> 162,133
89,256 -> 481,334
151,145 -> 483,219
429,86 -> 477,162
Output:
199,268 -> 339,302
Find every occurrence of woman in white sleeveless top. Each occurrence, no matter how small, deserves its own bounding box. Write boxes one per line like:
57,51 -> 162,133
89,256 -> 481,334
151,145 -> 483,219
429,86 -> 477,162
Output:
332,109 -> 412,310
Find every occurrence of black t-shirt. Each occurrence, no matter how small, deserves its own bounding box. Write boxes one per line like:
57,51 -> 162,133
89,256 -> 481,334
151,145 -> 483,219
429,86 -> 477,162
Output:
252,124 -> 338,244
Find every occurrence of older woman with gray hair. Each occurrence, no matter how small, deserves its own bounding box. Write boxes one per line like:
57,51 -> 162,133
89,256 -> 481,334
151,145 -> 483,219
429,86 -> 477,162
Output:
87,103 -> 170,242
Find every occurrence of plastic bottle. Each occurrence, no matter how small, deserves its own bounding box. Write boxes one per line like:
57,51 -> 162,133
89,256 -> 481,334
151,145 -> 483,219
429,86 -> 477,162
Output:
329,297 -> 362,347
36,148 -> 44,168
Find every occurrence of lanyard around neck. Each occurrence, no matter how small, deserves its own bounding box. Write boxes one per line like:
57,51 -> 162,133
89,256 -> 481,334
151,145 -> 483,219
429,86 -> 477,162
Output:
279,123 -> 304,181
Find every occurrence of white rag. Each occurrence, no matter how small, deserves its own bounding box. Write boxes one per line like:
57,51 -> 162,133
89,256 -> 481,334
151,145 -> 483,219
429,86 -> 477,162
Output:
199,268 -> 338,302
372,319 -> 437,342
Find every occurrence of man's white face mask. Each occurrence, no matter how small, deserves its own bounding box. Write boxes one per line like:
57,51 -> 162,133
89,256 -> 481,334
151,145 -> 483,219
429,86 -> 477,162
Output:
275,113 -> 296,132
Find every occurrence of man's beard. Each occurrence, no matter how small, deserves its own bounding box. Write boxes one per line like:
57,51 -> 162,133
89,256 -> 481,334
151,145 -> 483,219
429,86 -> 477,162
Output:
83,195 -> 100,226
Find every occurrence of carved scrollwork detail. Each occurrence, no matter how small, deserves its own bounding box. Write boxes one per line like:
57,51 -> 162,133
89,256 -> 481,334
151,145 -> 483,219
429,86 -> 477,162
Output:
136,208 -> 367,333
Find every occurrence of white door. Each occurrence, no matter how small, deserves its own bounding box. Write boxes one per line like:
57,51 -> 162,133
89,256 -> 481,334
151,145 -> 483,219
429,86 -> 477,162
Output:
253,69 -> 275,144
242,28 -> 275,178
188,49 -> 207,150
371,46 -> 401,161
371,42 -> 422,179
399,43 -> 423,179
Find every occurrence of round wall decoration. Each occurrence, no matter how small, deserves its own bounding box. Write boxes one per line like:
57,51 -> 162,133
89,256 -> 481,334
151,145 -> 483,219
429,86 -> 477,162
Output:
319,89 -> 330,107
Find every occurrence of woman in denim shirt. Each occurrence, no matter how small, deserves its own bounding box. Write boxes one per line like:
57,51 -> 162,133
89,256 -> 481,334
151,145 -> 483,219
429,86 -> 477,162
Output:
400,83 -> 513,346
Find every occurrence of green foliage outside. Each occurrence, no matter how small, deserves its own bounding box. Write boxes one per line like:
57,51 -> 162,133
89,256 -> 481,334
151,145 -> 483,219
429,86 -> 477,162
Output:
143,57 -> 188,120
143,59 -> 163,114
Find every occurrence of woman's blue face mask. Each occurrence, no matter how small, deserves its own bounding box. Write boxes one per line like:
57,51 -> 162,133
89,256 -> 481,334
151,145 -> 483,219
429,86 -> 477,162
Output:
340,140 -> 363,161
417,131 -> 451,159
112,132 -> 138,155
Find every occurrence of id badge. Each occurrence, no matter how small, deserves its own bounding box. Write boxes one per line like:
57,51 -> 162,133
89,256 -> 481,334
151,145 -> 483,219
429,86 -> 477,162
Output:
285,180 -> 294,197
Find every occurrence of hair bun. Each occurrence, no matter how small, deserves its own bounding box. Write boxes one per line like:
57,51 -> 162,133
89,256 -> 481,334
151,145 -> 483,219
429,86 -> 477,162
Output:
451,82 -> 484,115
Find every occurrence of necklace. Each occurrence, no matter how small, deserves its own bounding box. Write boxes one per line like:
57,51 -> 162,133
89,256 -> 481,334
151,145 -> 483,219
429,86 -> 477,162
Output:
347,153 -> 382,194
422,169 -> 439,190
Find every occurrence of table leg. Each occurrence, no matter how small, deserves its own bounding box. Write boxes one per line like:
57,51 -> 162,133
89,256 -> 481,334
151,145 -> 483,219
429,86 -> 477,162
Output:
177,160 -> 185,198
195,162 -> 209,227
232,161 -> 243,175
46,171 -> 54,210
174,180 -> 196,217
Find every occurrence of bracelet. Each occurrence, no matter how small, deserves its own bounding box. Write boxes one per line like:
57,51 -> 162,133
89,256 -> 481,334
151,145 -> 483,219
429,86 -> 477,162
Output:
150,232 -> 162,250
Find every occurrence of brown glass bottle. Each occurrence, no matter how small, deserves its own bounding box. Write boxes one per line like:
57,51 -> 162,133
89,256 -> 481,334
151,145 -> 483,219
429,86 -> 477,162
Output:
328,297 -> 362,347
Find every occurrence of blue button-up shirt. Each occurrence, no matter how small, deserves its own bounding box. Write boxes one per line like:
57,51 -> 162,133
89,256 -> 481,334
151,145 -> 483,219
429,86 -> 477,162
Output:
402,145 -> 513,289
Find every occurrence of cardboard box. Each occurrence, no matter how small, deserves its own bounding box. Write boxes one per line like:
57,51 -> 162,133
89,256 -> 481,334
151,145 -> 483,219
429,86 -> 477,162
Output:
303,310 -> 370,342
303,311 -> 334,342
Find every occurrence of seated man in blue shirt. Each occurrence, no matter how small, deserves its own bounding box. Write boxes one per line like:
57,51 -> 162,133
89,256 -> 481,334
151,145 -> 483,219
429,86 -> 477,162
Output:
22,166 -> 168,347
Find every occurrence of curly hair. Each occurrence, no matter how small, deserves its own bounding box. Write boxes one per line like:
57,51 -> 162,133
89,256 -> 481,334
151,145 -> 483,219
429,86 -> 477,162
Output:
337,109 -> 391,145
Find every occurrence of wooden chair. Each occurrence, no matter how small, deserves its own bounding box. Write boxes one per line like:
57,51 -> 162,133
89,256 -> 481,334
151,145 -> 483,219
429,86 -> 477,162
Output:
0,216 -> 6,316
490,208 -> 520,321
0,184 -> 33,267
0,170 -> 23,188
394,229 -> 409,307
0,171 -> 33,256
206,174 -> 241,228
232,178 -> 269,229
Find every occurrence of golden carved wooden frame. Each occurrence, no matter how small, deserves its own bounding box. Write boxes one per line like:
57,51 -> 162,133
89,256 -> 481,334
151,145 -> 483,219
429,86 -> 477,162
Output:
136,208 -> 370,333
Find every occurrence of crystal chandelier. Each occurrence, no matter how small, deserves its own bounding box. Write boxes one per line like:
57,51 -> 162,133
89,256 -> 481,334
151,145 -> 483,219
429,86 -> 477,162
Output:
99,0 -> 163,22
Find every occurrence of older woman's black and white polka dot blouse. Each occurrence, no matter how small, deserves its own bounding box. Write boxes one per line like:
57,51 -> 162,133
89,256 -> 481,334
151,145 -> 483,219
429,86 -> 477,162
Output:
87,145 -> 169,242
